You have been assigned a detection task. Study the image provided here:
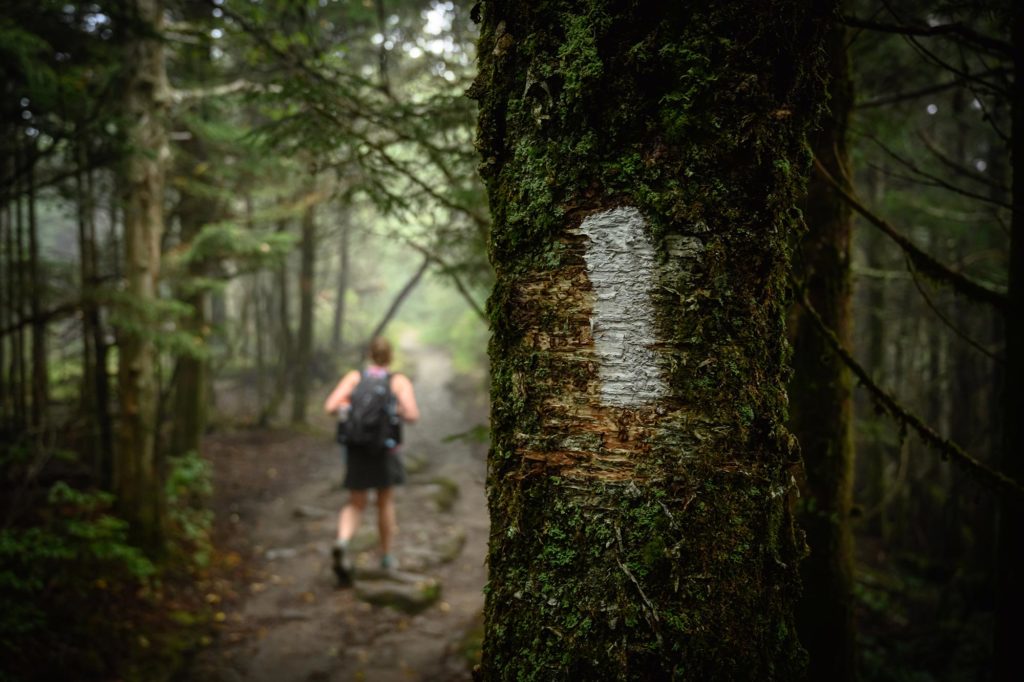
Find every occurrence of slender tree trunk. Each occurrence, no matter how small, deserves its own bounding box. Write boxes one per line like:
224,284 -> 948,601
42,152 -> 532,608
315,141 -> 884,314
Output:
77,147 -> 113,485
472,2 -> 831,678
994,9 -> 1024,680
26,146 -> 47,432
788,21 -> 855,680
88,167 -> 114,487
170,160 -> 219,457
260,221 -> 293,425
0,162 -> 9,428
291,200 -> 316,424
13,148 -> 27,428
0,171 -> 9,429
859,186 -> 888,538
255,275 -> 267,412
115,0 -> 169,553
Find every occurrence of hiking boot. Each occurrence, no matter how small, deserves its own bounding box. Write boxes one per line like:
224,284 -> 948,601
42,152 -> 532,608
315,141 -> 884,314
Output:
332,541 -> 353,588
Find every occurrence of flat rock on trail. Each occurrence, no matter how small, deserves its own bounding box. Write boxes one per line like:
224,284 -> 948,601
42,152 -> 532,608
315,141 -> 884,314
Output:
185,347 -> 488,682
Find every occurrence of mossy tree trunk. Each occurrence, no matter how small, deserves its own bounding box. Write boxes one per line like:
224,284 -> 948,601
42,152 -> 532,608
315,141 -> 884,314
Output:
115,0 -> 169,553
788,20 -> 856,682
472,2 -> 832,679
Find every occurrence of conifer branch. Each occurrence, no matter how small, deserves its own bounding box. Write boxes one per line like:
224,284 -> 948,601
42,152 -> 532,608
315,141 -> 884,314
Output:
842,15 -> 1012,58
813,158 -> 1008,311
794,284 -> 1024,500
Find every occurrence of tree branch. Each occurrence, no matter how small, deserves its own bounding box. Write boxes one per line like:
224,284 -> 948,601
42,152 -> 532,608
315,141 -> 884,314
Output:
865,134 -> 1012,210
170,79 -> 281,104
794,284 -> 1023,500
813,158 -> 1008,311
368,255 -> 431,342
842,15 -> 1013,58
855,68 -> 1009,109
404,240 -> 487,321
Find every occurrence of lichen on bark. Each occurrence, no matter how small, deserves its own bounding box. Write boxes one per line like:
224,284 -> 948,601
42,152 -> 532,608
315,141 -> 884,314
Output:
472,1 -> 834,679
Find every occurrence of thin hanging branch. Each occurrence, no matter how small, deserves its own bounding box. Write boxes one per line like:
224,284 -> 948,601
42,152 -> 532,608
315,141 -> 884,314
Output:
864,134 -> 1012,210
404,239 -> 487,322
904,256 -> 1003,363
841,15 -> 1012,59
855,68 -> 1010,109
794,283 -> 1024,500
918,132 -> 1009,194
813,158 -> 1008,311
367,255 -> 431,342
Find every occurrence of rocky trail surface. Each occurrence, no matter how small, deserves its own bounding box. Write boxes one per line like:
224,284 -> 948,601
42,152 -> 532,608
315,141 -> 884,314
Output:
185,346 -> 488,682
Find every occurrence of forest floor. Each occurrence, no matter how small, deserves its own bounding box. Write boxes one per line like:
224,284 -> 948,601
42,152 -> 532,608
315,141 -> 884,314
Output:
182,343 -> 489,682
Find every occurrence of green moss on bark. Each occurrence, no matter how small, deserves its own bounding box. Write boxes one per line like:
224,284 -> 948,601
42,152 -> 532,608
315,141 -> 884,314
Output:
473,1 -> 833,679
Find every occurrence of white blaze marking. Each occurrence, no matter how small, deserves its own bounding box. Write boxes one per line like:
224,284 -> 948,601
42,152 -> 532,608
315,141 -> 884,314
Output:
578,207 -> 666,407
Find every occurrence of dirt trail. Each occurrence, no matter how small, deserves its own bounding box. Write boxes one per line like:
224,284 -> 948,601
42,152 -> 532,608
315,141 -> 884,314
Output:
186,345 -> 488,682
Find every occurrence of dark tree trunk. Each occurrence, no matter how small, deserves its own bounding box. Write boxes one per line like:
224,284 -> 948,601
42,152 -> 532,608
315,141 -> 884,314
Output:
472,2 -> 831,678
26,147 -> 47,432
994,9 -> 1024,680
0,163 -> 9,429
13,148 -> 27,428
77,146 -> 100,471
788,20 -> 856,681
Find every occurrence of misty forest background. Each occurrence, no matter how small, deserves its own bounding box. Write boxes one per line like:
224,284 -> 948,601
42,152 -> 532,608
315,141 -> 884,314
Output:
0,1 -> 1016,681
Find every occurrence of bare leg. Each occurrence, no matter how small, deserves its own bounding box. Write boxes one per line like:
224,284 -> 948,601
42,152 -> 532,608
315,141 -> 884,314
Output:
338,490 -> 368,542
376,487 -> 396,560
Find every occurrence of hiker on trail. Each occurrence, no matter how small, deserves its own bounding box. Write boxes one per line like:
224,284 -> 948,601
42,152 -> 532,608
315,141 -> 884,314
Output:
324,336 -> 420,586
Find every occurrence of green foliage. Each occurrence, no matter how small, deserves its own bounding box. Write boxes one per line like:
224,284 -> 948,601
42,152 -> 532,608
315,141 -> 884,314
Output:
179,221 -> 296,272
0,482 -> 154,677
165,450 -> 214,568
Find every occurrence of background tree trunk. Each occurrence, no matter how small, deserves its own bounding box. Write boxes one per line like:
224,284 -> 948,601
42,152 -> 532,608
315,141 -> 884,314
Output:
994,8 -> 1024,680
789,20 -> 856,682
472,1 -> 831,678
26,146 -> 47,433
291,201 -> 316,423
115,0 -> 169,553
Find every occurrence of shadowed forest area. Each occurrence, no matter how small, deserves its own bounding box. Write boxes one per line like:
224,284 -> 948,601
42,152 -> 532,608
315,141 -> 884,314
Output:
0,1 -> 1020,681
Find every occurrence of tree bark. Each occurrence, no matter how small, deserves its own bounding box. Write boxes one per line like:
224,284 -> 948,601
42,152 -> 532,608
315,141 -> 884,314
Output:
114,0 -> 170,553
788,21 -> 856,681
472,2 -> 831,678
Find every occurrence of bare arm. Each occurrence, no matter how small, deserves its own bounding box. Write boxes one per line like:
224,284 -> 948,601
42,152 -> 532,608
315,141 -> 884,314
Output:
324,370 -> 361,414
390,374 -> 420,423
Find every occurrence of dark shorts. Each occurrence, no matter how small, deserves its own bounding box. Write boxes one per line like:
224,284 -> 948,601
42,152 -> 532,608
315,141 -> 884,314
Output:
343,446 -> 406,490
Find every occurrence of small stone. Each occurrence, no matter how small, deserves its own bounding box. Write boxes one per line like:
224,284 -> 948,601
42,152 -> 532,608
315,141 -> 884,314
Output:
354,575 -> 441,615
